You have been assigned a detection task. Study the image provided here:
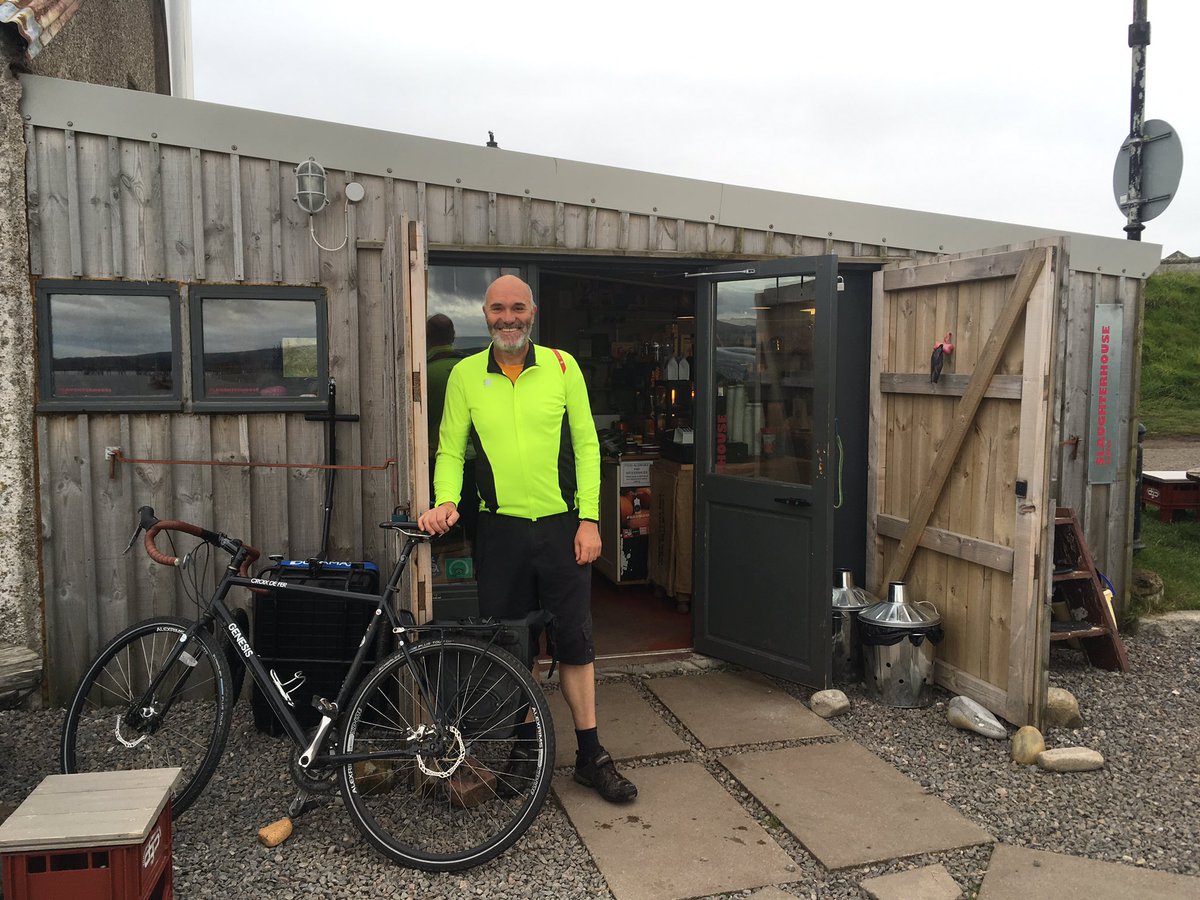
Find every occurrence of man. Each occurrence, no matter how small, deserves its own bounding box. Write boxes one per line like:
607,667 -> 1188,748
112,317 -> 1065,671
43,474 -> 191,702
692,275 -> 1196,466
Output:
418,274 -> 637,803
425,313 -> 459,456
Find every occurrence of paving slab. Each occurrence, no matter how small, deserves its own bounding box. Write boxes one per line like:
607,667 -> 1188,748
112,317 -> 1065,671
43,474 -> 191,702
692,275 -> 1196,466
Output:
861,864 -> 963,899
648,670 -> 839,748
722,742 -> 991,869
549,681 -> 689,768
554,761 -> 797,900
977,844 -> 1200,900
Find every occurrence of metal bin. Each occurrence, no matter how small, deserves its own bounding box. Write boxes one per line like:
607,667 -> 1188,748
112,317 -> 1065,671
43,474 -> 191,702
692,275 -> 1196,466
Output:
831,568 -> 875,684
859,582 -> 944,708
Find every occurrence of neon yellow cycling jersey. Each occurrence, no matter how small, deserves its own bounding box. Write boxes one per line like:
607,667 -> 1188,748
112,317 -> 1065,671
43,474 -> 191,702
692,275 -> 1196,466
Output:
434,342 -> 600,521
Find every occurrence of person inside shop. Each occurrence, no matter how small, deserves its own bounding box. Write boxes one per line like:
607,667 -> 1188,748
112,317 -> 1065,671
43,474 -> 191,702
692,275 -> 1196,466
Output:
417,274 -> 638,804
425,314 -> 478,541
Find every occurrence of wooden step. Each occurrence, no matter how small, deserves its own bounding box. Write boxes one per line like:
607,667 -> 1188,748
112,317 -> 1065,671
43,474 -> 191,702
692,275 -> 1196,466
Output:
1050,507 -> 1130,672
0,643 -> 42,701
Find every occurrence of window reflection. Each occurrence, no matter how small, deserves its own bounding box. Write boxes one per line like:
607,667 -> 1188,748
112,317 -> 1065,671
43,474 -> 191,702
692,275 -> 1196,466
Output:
712,276 -> 815,485
198,297 -> 321,400
49,293 -> 174,398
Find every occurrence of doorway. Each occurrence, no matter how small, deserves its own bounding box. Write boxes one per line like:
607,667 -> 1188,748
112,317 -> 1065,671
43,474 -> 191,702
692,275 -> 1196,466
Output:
423,259 -> 700,661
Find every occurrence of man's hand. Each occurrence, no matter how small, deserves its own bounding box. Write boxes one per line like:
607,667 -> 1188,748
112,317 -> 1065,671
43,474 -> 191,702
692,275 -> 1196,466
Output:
574,520 -> 601,565
417,501 -> 459,535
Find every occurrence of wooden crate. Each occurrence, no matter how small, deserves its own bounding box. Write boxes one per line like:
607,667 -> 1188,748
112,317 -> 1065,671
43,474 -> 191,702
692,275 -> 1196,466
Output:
0,769 -> 181,900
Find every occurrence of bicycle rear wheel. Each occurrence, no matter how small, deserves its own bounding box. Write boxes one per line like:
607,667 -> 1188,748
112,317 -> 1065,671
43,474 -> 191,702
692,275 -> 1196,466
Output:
338,636 -> 554,871
61,616 -> 233,817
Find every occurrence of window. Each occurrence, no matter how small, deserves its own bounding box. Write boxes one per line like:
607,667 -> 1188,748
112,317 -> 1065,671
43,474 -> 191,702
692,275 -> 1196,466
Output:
190,286 -> 327,411
36,281 -> 182,411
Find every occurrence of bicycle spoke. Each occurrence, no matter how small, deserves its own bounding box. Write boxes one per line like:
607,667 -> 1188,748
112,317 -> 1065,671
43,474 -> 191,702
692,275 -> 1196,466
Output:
339,638 -> 554,871
63,618 -> 231,818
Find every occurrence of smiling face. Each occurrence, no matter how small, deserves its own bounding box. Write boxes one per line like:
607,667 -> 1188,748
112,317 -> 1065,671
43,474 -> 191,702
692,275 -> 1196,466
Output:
483,275 -> 536,356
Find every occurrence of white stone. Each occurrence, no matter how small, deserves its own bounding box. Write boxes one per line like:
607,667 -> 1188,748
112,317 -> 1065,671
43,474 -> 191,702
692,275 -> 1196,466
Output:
946,695 -> 1007,739
810,689 -> 850,718
1036,747 -> 1105,772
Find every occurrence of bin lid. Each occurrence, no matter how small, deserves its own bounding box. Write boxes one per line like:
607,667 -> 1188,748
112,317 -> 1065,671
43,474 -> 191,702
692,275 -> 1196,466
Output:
832,568 -> 875,610
858,582 -> 942,629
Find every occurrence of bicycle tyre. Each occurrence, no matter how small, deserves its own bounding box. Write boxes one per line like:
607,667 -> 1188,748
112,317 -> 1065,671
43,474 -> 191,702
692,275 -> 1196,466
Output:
61,616 -> 234,817
338,636 -> 555,871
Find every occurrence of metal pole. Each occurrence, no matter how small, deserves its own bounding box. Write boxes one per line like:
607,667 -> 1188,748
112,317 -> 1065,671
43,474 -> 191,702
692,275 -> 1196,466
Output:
1125,0 -> 1150,240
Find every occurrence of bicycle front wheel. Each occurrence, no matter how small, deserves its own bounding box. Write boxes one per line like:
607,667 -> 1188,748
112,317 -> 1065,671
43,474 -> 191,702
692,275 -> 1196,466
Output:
338,636 -> 554,871
61,616 -> 233,817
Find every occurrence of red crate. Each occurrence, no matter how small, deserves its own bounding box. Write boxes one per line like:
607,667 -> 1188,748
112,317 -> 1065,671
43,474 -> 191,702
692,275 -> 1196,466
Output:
0,770 -> 178,900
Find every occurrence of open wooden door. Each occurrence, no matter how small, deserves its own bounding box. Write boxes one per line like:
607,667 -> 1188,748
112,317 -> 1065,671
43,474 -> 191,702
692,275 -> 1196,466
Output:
391,216 -> 432,622
867,241 -> 1061,726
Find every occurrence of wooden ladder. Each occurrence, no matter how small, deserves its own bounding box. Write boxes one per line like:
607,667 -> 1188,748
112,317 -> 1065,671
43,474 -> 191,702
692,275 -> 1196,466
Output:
1050,508 -> 1130,672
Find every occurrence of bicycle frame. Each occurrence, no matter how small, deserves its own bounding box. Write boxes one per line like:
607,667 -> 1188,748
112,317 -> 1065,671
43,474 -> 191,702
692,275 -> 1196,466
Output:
134,532 -> 454,770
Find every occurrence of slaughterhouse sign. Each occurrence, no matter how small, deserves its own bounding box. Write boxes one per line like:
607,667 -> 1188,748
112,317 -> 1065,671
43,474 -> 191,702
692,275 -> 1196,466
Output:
1087,305 -> 1123,484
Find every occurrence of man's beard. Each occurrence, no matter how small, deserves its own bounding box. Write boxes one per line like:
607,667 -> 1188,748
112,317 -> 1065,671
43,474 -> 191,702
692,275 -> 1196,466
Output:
489,321 -> 531,353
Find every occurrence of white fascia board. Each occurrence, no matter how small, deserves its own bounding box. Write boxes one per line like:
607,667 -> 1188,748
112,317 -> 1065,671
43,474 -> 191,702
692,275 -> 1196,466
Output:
20,74 -> 1161,278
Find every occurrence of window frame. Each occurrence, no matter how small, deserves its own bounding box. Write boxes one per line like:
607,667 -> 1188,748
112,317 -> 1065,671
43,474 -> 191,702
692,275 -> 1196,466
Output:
35,279 -> 184,413
189,284 -> 329,413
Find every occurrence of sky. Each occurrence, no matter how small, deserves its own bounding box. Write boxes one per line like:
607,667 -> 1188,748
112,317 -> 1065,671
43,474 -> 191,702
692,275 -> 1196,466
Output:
191,1 -> 1200,256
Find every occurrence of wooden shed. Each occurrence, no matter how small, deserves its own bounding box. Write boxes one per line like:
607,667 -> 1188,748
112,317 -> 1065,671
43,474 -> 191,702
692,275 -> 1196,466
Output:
19,74 -> 1158,725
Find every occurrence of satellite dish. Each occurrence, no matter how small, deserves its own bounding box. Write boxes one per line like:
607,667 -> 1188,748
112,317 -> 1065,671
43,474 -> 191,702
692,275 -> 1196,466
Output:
1113,118 -> 1184,223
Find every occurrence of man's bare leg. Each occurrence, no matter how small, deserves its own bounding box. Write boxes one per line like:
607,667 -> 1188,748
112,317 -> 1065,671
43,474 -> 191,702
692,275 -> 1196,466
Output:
558,661 -> 637,802
558,662 -> 596,729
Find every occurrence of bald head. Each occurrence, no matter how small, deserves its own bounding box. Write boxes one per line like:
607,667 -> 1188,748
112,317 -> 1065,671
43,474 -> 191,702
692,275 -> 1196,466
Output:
483,275 -> 536,357
485,274 -> 534,306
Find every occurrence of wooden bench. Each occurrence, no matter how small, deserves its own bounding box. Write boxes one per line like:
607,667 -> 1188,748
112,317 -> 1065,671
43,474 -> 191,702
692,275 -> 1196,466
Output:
0,768 -> 181,900
0,643 -> 41,707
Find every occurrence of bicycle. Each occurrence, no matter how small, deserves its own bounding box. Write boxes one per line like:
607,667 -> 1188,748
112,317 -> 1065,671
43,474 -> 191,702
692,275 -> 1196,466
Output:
59,506 -> 555,872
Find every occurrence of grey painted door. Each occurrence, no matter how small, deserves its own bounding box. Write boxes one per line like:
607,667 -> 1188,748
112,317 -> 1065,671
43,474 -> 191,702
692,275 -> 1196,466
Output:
692,257 -> 837,687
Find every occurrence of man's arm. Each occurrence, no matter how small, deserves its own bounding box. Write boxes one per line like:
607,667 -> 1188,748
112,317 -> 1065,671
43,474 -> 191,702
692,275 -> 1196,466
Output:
432,366 -> 471,510
562,353 -> 600,521
562,352 -> 601,563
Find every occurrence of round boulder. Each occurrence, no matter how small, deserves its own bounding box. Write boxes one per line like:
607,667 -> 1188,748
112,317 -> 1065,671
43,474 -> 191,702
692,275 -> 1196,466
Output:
1011,725 -> 1046,765
810,689 -> 850,718
1044,687 -> 1084,729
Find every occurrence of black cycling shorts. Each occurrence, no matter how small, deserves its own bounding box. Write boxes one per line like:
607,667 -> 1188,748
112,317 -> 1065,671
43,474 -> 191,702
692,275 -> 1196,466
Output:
473,511 -> 594,666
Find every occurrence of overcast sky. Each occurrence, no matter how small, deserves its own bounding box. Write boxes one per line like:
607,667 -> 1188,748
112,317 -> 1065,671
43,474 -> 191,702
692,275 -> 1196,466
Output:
191,1 -> 1199,256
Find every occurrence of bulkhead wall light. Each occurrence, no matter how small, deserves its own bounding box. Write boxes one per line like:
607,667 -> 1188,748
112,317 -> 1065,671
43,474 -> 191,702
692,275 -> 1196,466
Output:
294,158 -> 328,215
293,157 -> 365,252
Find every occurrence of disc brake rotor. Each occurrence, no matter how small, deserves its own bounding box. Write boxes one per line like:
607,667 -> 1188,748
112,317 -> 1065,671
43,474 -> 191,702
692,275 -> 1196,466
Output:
415,726 -> 465,779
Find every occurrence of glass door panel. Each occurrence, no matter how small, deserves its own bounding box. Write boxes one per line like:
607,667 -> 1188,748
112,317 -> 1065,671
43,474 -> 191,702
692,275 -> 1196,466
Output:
713,275 -> 816,486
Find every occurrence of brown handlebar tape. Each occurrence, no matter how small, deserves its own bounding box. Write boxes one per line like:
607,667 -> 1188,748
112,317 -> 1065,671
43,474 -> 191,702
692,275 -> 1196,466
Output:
144,520 -> 260,578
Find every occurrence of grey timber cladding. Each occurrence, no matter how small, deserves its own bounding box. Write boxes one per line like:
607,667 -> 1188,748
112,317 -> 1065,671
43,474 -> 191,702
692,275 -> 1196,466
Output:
20,73 -> 1161,276
29,127 -> 409,700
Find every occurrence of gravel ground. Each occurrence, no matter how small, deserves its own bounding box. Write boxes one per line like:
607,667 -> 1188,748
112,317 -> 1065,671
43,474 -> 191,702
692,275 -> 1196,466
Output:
1,620 -> 1196,899
1142,437 -> 1200,472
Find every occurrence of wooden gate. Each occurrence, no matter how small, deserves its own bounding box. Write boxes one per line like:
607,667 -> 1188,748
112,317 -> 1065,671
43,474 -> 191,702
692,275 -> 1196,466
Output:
867,241 -> 1060,726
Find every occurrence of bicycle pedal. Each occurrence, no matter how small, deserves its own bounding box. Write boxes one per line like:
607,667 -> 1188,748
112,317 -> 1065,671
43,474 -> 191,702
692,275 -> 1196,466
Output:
286,788 -> 321,819
311,696 -> 338,716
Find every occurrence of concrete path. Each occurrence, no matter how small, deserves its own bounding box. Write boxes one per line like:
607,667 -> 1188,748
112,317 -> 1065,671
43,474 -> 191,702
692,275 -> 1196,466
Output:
722,742 -> 990,869
548,667 -> 1199,899
978,844 -> 1200,899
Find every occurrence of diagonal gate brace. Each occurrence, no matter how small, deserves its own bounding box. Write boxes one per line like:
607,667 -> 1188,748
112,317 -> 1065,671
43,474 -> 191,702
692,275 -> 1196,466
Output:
876,248 -> 1047,593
